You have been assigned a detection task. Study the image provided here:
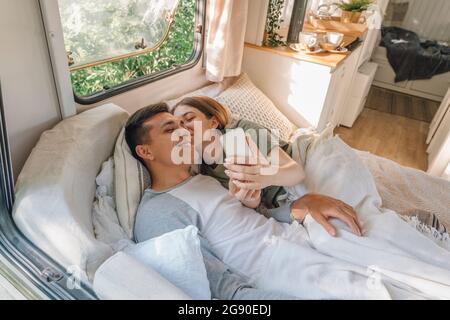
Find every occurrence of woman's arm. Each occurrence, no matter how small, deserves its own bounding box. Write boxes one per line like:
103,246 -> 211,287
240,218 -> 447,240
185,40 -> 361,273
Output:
224,135 -> 305,190
268,146 -> 305,187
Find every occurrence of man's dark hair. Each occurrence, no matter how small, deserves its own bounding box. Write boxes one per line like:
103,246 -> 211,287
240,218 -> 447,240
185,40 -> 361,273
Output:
125,103 -> 169,161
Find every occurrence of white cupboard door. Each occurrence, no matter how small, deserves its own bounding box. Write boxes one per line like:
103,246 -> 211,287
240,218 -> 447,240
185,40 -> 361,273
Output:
319,64 -> 345,130
333,45 -> 363,126
358,29 -> 380,67
427,86 -> 450,144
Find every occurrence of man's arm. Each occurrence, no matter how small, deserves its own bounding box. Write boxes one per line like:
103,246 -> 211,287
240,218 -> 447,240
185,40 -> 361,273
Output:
135,193 -> 297,300
198,233 -> 296,300
262,192 -> 363,238
261,203 -> 294,224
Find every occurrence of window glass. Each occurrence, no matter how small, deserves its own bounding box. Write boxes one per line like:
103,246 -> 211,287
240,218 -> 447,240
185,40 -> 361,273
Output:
59,0 -> 180,68
57,0 -> 200,99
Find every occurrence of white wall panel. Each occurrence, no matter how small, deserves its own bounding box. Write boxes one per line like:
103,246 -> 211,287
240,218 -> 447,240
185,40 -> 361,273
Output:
398,0 -> 450,42
0,0 -> 61,180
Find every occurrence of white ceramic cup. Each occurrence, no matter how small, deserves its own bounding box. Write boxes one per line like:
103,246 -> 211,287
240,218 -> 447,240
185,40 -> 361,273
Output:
325,32 -> 344,46
299,32 -> 318,48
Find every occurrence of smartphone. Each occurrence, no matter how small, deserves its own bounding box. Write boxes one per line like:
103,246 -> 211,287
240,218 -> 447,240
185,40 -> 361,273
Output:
220,128 -> 253,159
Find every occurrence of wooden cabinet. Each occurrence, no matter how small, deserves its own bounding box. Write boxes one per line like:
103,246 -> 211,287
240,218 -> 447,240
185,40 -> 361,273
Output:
242,44 -> 364,132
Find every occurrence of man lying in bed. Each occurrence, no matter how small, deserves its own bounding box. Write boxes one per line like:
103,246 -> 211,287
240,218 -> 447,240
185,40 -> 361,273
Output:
126,104 -> 450,300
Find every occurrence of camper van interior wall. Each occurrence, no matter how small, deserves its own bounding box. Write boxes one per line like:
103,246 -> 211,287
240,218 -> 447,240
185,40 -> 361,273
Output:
1,0 -> 450,303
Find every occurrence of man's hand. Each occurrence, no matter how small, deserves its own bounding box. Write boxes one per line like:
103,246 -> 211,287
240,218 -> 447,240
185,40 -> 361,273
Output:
228,179 -> 261,209
291,193 -> 363,237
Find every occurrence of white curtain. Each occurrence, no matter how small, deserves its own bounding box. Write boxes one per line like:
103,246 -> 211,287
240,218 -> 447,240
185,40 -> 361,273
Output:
205,0 -> 248,82
443,161 -> 450,180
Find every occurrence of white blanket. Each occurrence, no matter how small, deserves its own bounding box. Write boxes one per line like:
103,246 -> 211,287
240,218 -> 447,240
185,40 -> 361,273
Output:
358,150 -> 450,231
255,131 -> 450,299
92,158 -> 133,252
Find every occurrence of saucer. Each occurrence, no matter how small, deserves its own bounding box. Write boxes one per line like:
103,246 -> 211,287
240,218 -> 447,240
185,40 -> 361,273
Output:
289,44 -> 324,54
328,47 -> 349,53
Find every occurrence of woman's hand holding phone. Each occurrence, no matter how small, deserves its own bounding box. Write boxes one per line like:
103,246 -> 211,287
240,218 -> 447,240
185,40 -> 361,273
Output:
228,178 -> 261,209
224,133 -> 278,191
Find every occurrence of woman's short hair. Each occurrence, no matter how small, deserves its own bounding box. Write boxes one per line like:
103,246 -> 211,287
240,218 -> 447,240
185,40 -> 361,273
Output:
174,96 -> 230,129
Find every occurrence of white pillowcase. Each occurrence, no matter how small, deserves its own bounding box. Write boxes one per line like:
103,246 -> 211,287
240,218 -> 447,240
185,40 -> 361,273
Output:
114,128 -> 151,239
215,73 -> 295,141
93,251 -> 191,300
124,225 -> 211,300
13,103 -> 128,280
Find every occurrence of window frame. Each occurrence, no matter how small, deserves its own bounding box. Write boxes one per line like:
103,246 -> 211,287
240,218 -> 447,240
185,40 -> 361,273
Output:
0,82 -> 96,300
70,0 -> 206,105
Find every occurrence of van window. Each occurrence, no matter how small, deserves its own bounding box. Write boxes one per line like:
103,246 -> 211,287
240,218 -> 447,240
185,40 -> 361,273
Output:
57,0 -> 203,103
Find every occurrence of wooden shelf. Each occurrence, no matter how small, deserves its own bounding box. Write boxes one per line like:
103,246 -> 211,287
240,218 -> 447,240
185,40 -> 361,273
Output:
244,20 -> 367,69
303,19 -> 368,38
244,41 -> 354,69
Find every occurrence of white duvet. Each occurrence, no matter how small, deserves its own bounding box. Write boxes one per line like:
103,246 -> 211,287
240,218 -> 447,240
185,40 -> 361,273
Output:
92,132 -> 450,299
92,158 -> 133,252
255,132 -> 450,299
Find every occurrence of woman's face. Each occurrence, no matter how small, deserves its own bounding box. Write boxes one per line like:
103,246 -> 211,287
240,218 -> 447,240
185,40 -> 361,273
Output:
174,104 -> 221,157
173,104 -> 219,136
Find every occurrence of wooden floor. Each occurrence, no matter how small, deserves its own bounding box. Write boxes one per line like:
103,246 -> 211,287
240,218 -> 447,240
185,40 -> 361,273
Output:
336,108 -> 429,171
366,86 -> 439,123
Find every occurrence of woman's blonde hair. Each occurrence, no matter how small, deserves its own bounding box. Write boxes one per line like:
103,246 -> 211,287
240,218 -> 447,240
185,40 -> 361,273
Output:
174,96 -> 231,129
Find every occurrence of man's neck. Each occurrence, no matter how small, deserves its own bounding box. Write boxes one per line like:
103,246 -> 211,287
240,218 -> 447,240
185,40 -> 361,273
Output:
147,162 -> 192,191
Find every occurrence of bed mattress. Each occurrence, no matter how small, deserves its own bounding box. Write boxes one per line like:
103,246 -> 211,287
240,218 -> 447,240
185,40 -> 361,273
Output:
357,150 -> 450,231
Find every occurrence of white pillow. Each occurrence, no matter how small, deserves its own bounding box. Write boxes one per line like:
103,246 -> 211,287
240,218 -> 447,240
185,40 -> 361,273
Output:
93,251 -> 191,300
114,128 -> 151,239
215,73 -> 295,141
13,103 -> 128,280
93,157 -> 133,251
124,225 -> 211,300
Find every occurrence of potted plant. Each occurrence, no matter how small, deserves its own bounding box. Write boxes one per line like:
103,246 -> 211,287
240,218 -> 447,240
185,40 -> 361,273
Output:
335,0 -> 373,24
264,0 -> 286,47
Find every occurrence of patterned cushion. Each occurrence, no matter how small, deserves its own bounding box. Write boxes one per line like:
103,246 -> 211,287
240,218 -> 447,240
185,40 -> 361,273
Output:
215,73 -> 295,141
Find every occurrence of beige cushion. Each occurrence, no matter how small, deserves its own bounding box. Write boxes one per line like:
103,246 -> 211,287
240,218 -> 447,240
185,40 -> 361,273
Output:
114,128 -> 151,239
13,104 -> 129,280
215,73 -> 295,141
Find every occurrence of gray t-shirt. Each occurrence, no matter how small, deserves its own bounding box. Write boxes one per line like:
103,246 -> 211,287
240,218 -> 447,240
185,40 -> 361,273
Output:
134,175 -> 297,300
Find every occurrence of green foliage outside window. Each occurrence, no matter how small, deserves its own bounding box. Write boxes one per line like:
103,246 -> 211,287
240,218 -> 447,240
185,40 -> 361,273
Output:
264,0 -> 286,47
70,0 -> 196,97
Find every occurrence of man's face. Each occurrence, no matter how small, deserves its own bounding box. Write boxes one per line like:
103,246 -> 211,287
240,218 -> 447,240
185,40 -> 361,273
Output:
135,112 -> 193,167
